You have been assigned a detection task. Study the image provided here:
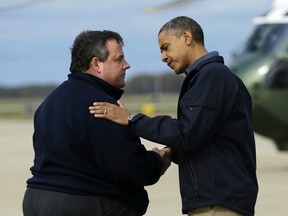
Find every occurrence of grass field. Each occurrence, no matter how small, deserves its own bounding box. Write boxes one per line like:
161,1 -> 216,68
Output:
0,93 -> 179,119
0,97 -> 42,118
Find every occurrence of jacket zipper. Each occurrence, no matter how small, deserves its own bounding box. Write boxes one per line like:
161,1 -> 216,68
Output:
188,159 -> 200,200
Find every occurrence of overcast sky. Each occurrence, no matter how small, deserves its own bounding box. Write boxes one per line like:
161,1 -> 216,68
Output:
0,0 -> 272,87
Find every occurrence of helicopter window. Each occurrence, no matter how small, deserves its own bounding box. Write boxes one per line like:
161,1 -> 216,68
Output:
242,24 -> 287,53
266,59 -> 288,89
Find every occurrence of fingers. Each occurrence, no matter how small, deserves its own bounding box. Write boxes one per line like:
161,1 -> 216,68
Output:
152,147 -> 172,159
159,148 -> 172,159
152,147 -> 160,154
88,101 -> 130,126
161,152 -> 172,175
149,147 -> 173,176
89,103 -> 108,114
92,102 -> 109,106
89,102 -> 118,114
88,106 -> 107,115
163,147 -> 173,158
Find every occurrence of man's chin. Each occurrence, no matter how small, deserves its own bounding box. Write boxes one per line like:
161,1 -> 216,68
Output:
174,69 -> 184,75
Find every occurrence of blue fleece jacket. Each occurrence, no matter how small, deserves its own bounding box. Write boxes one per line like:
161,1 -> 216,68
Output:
129,54 -> 258,215
26,72 -> 164,215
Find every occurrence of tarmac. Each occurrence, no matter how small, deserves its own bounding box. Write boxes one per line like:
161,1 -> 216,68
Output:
1,119 -> 288,216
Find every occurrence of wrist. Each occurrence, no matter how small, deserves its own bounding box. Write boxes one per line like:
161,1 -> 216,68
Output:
128,113 -> 136,125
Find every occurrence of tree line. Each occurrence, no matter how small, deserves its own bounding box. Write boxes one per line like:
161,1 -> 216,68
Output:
0,73 -> 185,98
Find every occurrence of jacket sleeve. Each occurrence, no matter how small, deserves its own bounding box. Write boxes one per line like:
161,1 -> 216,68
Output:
130,66 -> 238,150
88,117 -> 164,186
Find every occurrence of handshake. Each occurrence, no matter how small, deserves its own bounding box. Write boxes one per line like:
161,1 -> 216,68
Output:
152,147 -> 172,176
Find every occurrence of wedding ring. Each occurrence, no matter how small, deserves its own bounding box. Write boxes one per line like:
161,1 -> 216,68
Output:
104,109 -> 107,115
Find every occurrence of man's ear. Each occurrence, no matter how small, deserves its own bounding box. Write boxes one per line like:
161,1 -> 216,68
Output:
91,57 -> 101,73
182,30 -> 193,45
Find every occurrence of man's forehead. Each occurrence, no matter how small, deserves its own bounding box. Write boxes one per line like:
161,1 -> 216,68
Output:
106,39 -> 120,46
158,31 -> 176,43
158,30 -> 170,38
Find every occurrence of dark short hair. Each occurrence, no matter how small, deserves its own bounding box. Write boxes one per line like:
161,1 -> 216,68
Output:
158,16 -> 204,46
69,30 -> 124,73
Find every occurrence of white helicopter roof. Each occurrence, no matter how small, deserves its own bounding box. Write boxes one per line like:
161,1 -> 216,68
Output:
253,0 -> 288,24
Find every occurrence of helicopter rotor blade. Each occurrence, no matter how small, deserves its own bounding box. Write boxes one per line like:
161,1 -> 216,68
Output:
144,0 -> 199,14
0,0 -> 56,13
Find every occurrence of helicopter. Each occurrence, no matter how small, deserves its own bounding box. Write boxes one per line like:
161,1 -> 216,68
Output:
229,0 -> 288,151
145,0 -> 288,151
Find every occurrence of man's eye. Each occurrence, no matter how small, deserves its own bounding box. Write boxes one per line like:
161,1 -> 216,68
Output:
116,56 -> 124,61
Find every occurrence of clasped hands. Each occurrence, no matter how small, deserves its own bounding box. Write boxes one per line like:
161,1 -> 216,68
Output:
152,147 -> 172,175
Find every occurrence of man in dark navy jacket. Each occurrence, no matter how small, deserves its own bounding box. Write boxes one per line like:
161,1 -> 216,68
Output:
23,30 -> 171,216
90,17 -> 258,216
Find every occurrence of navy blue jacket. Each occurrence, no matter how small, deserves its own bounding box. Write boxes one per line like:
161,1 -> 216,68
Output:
26,72 -> 164,215
130,55 -> 258,215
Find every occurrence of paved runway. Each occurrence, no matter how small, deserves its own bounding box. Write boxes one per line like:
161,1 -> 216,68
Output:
1,119 -> 288,215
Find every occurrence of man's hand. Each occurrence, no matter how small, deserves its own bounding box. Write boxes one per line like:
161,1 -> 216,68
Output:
89,100 -> 130,126
152,147 -> 172,175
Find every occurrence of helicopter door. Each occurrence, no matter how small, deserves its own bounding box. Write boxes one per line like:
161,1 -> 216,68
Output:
266,59 -> 288,88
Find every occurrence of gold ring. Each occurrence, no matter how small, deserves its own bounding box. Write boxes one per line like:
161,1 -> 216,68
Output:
104,109 -> 107,115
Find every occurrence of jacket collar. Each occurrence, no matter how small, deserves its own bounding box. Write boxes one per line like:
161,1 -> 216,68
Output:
185,51 -> 224,80
186,51 -> 219,73
178,52 -> 225,104
68,72 -> 124,100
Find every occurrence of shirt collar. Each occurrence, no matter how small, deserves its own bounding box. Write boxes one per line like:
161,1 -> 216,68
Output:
185,51 -> 219,75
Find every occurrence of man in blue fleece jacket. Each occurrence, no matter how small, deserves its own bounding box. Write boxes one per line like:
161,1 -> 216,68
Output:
22,30 -> 171,216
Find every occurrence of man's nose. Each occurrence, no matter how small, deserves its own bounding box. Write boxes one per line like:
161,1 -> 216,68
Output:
124,60 -> 130,69
161,52 -> 167,62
